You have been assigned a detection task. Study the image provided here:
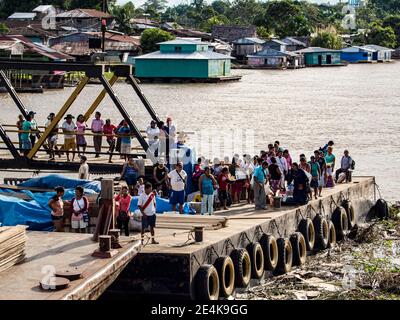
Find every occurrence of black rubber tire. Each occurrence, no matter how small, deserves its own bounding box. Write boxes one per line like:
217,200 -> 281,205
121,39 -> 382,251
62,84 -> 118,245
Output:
259,233 -> 278,271
313,215 -> 329,250
275,238 -> 293,274
374,199 -> 389,219
230,248 -> 251,287
332,206 -> 348,241
214,256 -> 235,298
298,218 -> 315,251
342,200 -> 356,229
290,232 -> 307,266
247,242 -> 265,279
328,221 -> 336,248
195,264 -> 220,300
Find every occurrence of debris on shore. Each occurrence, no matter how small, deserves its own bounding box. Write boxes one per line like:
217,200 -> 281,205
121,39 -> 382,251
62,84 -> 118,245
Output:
237,206 -> 400,300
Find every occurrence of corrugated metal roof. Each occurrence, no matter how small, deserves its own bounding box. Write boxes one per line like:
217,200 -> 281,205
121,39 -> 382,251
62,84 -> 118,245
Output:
265,39 -> 287,45
56,9 -> 112,19
135,50 -> 234,60
341,46 -> 375,53
33,5 -> 54,13
295,47 -> 340,54
282,37 -> 307,47
232,37 -> 265,45
248,48 -> 298,58
8,12 -> 37,19
361,45 -> 395,52
157,39 -> 207,45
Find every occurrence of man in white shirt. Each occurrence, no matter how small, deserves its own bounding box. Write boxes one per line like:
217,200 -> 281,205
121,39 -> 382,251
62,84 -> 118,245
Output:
146,120 -> 160,157
276,149 -> 288,189
61,114 -> 76,162
138,182 -> 158,244
78,155 -> 89,180
167,161 -> 187,214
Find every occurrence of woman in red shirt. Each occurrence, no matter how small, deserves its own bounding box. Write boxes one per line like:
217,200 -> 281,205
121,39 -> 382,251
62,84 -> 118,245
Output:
114,186 -> 132,236
218,167 -> 229,210
103,119 -> 117,163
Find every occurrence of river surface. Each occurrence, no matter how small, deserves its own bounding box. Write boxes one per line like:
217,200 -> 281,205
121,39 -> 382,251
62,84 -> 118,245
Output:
1,63 -> 399,200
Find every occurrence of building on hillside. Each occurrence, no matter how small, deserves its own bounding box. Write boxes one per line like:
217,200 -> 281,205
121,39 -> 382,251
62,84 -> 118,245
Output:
212,25 -> 257,43
232,37 -> 265,60
360,45 -> 395,62
56,9 -> 114,31
247,48 -> 304,69
282,37 -> 308,51
295,47 -> 343,66
134,39 -> 234,80
49,31 -> 140,62
341,46 -> 375,63
32,5 -> 56,20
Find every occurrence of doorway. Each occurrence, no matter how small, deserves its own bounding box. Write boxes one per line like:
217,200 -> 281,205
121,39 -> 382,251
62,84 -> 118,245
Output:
327,55 -> 332,64
318,55 -> 322,65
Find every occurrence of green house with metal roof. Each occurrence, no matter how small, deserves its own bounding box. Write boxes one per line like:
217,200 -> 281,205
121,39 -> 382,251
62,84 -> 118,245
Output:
134,39 -> 233,79
294,47 -> 343,66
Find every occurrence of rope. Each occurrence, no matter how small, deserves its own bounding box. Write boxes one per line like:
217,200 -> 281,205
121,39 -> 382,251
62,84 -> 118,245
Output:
191,254 -> 202,267
224,238 -> 236,254
295,208 -> 305,225
271,219 -> 282,238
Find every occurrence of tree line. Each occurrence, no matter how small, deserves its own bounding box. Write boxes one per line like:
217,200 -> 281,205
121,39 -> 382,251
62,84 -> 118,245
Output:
0,0 -> 399,49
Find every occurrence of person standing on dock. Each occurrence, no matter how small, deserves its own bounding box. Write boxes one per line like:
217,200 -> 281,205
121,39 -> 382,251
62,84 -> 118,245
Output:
20,114 -> 32,156
28,111 -> 39,150
276,148 -> 288,191
335,150 -> 353,183
91,111 -> 104,158
325,146 -> 336,187
61,114 -> 76,162
76,115 -> 87,156
146,120 -> 160,157
138,182 -> 158,244
167,161 -> 187,214
283,149 -> 293,185
117,121 -> 132,160
309,156 -> 321,200
16,114 -> 24,154
48,186 -> 65,232
253,161 -> 269,210
103,119 -> 117,163
268,157 -> 282,196
199,167 -> 217,215
115,186 -> 132,236
316,150 -> 326,196
78,155 -> 89,180
218,167 -> 230,210
121,156 -> 140,195
153,159 -> 169,197
292,163 -> 309,205
70,186 -> 89,233
45,113 -> 60,160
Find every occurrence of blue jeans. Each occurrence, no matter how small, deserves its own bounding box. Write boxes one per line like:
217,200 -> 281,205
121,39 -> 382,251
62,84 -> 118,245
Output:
201,194 -> 214,215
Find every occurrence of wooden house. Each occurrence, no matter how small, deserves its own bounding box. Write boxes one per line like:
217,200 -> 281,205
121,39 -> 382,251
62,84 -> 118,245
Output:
262,39 -> 287,52
282,37 -> 308,52
232,37 -> 265,60
247,48 -> 304,69
295,47 -> 343,66
360,45 -> 395,62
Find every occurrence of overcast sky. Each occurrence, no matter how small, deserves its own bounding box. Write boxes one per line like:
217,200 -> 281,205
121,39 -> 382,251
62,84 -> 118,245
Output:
117,0 -> 341,7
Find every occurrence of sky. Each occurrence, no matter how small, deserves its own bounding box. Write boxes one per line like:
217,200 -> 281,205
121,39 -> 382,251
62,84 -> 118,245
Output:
116,0 -> 341,8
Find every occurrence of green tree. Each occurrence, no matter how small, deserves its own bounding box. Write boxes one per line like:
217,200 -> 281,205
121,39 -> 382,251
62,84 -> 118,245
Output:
203,14 -> 229,32
367,22 -> 397,48
382,15 -> 400,47
0,22 -> 9,33
227,0 -> 264,26
111,2 -> 136,35
142,0 -> 167,20
140,28 -> 174,53
256,26 -> 270,39
311,31 -> 343,49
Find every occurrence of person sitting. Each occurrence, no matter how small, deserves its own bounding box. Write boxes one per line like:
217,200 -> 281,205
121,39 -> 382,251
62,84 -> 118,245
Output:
335,150 -> 354,183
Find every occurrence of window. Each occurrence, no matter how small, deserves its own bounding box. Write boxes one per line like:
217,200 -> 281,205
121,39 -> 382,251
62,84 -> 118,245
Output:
175,46 -> 182,52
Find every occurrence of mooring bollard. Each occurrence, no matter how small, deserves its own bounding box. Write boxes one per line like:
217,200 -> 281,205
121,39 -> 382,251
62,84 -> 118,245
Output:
99,235 -> 111,252
194,226 -> 204,243
109,229 -> 122,249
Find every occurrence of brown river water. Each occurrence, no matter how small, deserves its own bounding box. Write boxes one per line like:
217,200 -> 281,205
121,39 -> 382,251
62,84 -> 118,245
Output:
1,63 -> 399,201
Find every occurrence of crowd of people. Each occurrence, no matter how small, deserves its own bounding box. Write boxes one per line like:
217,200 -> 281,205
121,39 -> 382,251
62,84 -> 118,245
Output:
16,111 -> 180,163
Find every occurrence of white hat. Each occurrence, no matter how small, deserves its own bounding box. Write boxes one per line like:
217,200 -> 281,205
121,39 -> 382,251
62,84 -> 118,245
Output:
213,157 -> 221,165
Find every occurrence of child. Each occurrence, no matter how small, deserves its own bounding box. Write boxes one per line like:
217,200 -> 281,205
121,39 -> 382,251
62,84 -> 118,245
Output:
138,183 -> 158,245
48,186 -> 65,232
137,177 -> 145,196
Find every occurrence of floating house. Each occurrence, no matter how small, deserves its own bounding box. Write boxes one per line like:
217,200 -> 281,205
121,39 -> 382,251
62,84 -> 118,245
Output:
341,46 -> 375,63
212,25 -> 257,43
295,47 -> 343,66
232,37 -> 265,60
134,39 -> 234,80
247,48 -> 304,69
262,39 -> 287,52
360,45 -> 395,62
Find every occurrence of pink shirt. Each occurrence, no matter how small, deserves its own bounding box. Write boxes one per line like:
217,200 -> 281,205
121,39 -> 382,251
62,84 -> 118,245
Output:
91,119 -> 104,132
76,121 -> 86,133
115,194 -> 132,214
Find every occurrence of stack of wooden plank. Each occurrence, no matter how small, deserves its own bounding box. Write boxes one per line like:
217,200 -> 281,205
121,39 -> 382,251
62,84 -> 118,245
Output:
156,214 -> 228,230
0,225 -> 27,273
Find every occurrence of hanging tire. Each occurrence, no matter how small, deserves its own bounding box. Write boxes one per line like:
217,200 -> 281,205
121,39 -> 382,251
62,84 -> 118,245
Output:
298,218 -> 315,251
247,242 -> 264,279
374,199 -> 389,219
230,248 -> 251,287
195,264 -> 220,300
259,233 -> 278,271
342,200 -> 356,229
275,238 -> 293,274
313,215 -> 329,250
328,221 -> 336,248
290,232 -> 307,266
332,206 -> 348,241
214,256 -> 235,298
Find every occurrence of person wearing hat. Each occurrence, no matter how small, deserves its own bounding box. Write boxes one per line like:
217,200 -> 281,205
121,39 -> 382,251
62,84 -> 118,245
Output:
28,111 -> 39,148
45,112 -> 60,160
20,114 -> 32,156
212,157 -> 222,177
61,114 -> 76,162
146,120 -> 160,157
78,155 -> 89,180
91,111 -> 104,158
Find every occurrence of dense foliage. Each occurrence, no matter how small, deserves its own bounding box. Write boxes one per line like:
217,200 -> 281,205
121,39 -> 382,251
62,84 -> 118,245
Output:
0,0 -> 399,48
140,28 -> 174,53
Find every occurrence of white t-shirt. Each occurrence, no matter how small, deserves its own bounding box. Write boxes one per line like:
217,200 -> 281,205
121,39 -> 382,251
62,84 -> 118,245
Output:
79,163 -> 89,180
138,192 -> 156,216
72,197 -> 85,213
168,169 -> 187,191
62,121 -> 76,139
277,156 -> 288,174
146,126 -> 160,143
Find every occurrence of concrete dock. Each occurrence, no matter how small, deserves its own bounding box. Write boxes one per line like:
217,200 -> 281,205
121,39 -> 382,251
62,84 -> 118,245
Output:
105,176 -> 376,300
0,232 -> 140,300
